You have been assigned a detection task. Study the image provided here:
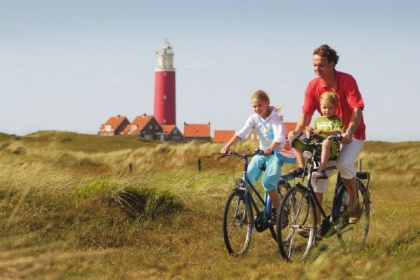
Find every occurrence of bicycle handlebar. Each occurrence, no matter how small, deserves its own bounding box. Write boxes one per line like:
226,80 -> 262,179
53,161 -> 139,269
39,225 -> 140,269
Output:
303,133 -> 343,146
219,148 -> 265,159
326,134 -> 343,141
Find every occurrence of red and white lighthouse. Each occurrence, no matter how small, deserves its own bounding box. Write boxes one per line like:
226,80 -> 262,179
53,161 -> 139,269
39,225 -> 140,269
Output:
154,39 -> 176,125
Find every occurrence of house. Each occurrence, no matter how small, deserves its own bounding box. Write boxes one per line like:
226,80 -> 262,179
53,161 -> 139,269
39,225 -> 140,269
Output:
183,122 -> 211,142
122,114 -> 163,140
98,115 -> 130,136
283,122 -> 297,135
156,125 -> 184,143
213,130 -> 235,143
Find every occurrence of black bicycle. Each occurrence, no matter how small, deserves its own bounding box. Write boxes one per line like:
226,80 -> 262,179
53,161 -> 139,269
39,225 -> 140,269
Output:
220,149 -> 290,256
276,135 -> 371,262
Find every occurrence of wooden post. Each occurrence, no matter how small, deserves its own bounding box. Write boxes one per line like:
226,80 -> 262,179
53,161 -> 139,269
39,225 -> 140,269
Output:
197,158 -> 201,173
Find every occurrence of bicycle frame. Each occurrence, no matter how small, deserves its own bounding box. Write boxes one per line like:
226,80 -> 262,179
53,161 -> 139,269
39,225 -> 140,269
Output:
221,149 -> 279,256
276,136 -> 371,261
295,143 -> 370,237
239,154 -> 274,232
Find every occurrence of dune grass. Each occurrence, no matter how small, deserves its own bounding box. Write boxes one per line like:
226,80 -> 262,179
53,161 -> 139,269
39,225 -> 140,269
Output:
0,131 -> 420,279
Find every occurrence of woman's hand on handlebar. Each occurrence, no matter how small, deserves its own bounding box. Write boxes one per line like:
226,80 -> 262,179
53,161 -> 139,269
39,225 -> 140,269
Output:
220,145 -> 229,155
263,147 -> 274,156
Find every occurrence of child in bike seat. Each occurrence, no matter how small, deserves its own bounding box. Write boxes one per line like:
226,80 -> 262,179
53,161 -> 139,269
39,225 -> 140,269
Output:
289,91 -> 344,178
220,90 -> 287,212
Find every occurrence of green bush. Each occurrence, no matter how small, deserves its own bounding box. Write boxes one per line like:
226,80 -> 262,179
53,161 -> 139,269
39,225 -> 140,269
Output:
112,187 -> 182,219
74,179 -> 115,199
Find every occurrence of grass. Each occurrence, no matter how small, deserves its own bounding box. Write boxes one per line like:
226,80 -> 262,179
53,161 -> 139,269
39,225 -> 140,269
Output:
1,131 -> 420,279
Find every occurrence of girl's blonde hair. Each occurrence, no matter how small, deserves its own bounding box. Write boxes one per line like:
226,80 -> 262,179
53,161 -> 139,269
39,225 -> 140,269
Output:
320,91 -> 338,107
251,90 -> 270,103
274,105 -> 282,113
251,90 -> 283,114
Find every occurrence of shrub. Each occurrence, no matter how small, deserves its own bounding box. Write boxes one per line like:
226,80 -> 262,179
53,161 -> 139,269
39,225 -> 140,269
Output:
112,187 -> 182,219
73,179 -> 115,199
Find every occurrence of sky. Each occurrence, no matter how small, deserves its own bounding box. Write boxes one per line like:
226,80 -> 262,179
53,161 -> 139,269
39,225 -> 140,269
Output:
1,0 -> 420,142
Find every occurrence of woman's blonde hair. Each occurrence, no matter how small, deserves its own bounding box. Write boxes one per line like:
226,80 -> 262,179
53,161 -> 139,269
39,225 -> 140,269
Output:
320,91 -> 338,107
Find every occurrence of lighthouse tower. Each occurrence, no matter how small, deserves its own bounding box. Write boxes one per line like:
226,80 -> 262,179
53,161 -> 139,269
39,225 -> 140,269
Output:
154,39 -> 176,125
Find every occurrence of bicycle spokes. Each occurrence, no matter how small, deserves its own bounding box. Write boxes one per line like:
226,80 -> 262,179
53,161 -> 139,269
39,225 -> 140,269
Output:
231,198 -> 248,226
277,186 -> 316,262
223,191 -> 254,256
335,182 -> 370,249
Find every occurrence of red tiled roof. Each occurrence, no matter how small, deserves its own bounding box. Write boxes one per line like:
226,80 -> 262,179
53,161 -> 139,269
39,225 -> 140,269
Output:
131,115 -> 154,128
184,123 -> 210,137
99,115 -> 128,131
213,130 -> 235,143
122,125 -> 141,136
162,124 -> 176,133
122,115 -> 155,136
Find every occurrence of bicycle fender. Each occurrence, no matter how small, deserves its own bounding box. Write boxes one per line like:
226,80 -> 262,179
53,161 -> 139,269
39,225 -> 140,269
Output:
332,185 -> 347,220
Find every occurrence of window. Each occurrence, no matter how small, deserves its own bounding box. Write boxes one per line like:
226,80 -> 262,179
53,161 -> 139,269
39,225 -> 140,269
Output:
129,125 -> 137,133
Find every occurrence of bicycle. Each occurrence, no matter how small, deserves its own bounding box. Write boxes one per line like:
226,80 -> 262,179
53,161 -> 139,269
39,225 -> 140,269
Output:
276,135 -> 371,262
220,149 -> 290,256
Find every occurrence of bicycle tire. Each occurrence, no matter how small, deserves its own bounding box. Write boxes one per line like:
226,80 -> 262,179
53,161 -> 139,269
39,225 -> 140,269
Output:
222,190 -> 254,256
277,178 -> 292,199
268,203 -> 277,242
276,185 -> 316,262
335,179 -> 370,248
267,179 -> 292,242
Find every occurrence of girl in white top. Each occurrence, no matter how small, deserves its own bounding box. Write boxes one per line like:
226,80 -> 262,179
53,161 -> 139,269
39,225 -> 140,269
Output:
220,90 -> 287,212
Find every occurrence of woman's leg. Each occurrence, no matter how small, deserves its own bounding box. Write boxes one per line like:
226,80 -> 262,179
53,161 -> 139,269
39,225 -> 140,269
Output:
262,156 -> 282,211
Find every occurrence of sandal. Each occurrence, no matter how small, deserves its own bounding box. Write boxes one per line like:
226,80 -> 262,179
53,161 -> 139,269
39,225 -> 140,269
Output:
289,167 -> 306,177
348,204 -> 362,224
315,169 -> 327,179
316,229 -> 324,241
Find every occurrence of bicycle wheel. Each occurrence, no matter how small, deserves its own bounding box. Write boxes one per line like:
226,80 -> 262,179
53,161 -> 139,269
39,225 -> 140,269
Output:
277,178 -> 291,199
268,179 -> 291,242
336,180 -> 370,248
276,186 -> 316,262
267,201 -> 278,242
222,190 -> 254,256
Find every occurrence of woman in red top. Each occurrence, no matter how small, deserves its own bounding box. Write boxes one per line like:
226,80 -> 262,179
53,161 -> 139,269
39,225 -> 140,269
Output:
289,44 -> 366,224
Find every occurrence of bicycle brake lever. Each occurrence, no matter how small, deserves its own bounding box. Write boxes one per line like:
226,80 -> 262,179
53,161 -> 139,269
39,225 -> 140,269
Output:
256,149 -> 265,156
